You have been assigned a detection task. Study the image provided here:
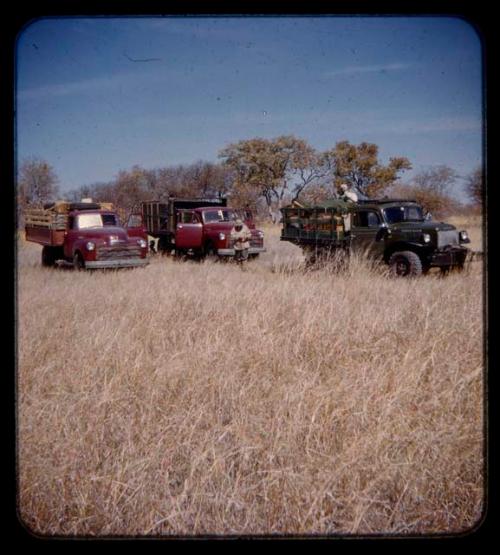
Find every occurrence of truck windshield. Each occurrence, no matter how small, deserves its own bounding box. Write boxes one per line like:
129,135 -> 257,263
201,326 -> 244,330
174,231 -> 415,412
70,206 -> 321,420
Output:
383,206 -> 424,224
203,209 -> 237,223
77,213 -> 118,229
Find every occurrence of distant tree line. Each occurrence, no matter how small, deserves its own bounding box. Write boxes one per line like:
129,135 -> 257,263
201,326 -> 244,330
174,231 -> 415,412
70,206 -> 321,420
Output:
17,136 -> 484,224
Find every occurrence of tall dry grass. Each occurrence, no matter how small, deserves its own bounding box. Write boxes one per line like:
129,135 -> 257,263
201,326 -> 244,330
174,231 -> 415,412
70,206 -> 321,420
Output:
17,220 -> 485,536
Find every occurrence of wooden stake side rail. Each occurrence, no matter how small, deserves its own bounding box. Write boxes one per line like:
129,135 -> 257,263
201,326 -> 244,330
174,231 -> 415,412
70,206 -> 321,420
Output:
25,210 -> 68,231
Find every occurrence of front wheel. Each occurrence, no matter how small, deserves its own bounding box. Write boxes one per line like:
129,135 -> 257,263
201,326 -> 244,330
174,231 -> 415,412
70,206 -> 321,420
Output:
204,243 -> 219,262
388,251 -> 423,277
73,252 -> 85,271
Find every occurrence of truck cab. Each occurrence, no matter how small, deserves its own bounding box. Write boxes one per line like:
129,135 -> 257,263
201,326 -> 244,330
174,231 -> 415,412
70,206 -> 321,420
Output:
65,209 -> 149,269
351,200 -> 470,275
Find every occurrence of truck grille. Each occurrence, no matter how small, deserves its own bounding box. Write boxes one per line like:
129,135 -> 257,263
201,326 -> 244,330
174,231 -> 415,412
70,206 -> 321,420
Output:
97,244 -> 142,260
437,230 -> 459,248
228,237 -> 263,248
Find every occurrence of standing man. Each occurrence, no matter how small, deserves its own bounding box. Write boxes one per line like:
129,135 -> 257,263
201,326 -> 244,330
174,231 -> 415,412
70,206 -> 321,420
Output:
231,218 -> 252,263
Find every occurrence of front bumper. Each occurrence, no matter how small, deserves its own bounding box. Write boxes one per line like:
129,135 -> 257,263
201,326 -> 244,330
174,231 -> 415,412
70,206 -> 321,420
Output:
217,247 -> 266,256
430,246 -> 468,267
84,258 -> 149,269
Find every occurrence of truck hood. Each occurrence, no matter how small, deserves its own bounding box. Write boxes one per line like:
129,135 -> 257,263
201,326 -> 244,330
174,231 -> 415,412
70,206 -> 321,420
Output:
204,222 -> 239,232
76,226 -> 132,243
389,221 -> 456,232
204,222 -> 262,234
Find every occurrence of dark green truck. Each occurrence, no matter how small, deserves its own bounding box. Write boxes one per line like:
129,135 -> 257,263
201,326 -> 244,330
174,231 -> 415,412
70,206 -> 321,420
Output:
280,198 -> 471,276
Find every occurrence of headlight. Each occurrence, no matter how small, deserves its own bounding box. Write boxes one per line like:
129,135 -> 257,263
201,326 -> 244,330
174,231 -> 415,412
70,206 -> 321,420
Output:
86,241 -> 96,251
459,230 -> 469,242
422,233 -> 431,243
257,231 -> 264,239
137,239 -> 147,249
218,232 -> 226,241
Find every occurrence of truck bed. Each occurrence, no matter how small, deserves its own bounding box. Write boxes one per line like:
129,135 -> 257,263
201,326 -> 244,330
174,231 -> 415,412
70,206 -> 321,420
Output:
25,208 -> 68,246
25,226 -> 66,247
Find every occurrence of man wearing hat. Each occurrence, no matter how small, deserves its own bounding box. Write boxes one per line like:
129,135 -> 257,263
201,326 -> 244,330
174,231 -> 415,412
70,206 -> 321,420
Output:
230,218 -> 252,263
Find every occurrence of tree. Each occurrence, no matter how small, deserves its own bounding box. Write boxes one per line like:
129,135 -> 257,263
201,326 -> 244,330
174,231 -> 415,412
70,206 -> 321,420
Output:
389,165 -> 462,217
219,135 -> 326,220
112,165 -> 156,216
412,165 -> 459,196
18,157 -> 59,208
325,141 -> 411,198
389,182 -> 461,217
288,145 -> 330,202
465,166 -> 483,206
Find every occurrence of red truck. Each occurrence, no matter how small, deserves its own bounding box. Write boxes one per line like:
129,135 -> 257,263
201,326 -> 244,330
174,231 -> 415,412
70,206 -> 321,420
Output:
128,197 -> 266,259
25,200 -> 149,270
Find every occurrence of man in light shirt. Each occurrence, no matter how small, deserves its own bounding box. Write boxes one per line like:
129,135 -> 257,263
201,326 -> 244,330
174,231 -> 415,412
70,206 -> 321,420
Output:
338,183 -> 359,203
230,219 -> 252,263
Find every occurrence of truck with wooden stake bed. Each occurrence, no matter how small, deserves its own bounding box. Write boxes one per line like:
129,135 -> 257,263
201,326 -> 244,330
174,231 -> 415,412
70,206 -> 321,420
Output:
25,200 -> 149,270
127,197 -> 266,260
280,198 -> 472,276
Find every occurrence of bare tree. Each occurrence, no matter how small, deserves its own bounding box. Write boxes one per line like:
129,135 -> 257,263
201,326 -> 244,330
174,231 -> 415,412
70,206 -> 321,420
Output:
465,166 -> 483,206
412,165 -> 459,196
18,157 -> 59,208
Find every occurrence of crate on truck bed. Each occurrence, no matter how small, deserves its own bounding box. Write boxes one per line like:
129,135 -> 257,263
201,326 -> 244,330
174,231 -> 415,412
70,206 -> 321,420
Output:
281,199 -> 355,246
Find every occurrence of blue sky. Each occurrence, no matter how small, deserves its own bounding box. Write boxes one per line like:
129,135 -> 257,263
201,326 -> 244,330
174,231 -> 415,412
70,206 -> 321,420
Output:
16,16 -> 483,200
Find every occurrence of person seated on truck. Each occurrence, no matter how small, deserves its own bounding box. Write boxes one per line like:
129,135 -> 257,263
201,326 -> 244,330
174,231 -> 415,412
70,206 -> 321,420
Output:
230,219 -> 252,263
338,183 -> 359,203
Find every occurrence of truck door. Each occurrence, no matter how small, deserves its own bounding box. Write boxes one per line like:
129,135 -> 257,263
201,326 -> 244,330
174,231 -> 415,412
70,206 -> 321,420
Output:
126,213 -> 148,240
351,210 -> 384,256
175,210 -> 203,249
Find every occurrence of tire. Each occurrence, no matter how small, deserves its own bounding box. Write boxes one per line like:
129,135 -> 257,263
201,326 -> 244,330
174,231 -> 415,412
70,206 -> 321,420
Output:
204,243 -> 218,262
41,246 -> 57,267
73,252 -> 85,271
388,250 -> 423,277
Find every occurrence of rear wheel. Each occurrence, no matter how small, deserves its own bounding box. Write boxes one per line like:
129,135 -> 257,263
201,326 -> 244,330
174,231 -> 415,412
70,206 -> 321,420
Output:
41,246 -> 57,267
388,251 -> 422,277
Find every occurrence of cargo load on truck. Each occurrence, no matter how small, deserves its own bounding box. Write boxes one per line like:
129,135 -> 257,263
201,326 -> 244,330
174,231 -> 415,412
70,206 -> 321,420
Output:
281,198 -> 356,246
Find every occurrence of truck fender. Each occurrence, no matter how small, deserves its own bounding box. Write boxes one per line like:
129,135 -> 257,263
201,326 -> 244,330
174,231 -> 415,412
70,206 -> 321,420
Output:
383,242 -> 427,264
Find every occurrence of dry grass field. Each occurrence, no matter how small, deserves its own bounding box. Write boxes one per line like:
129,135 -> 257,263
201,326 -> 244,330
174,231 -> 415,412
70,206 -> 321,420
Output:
17,217 -> 485,537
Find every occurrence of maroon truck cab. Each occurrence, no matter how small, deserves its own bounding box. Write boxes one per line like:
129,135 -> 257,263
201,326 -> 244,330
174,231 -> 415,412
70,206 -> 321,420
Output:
137,199 -> 266,259
25,204 -> 149,270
